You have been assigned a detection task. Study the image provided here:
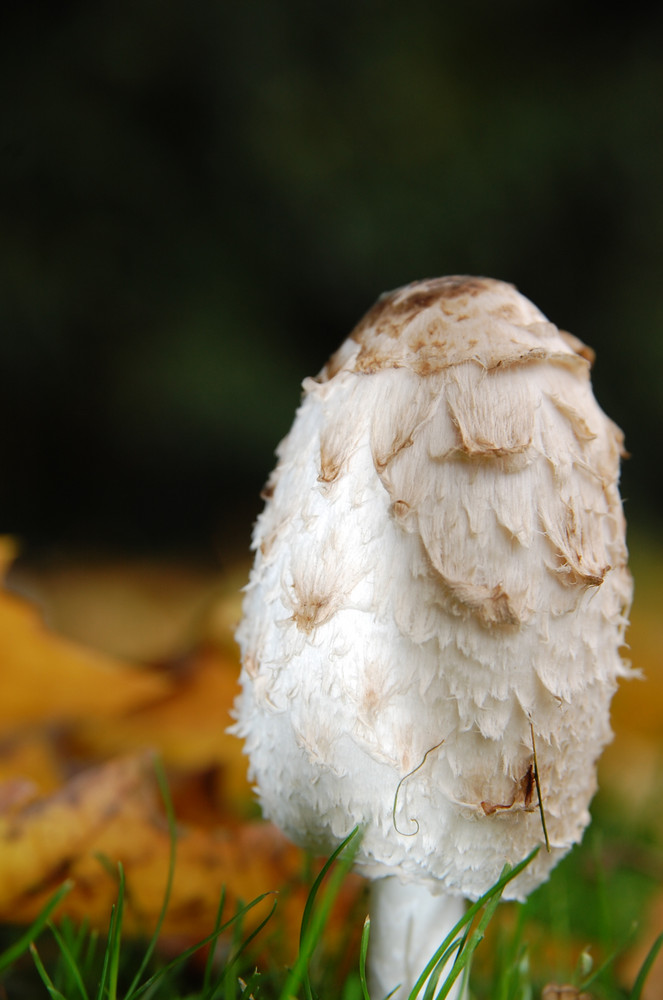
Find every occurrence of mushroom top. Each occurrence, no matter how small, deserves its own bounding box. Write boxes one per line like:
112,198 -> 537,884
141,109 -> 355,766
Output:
318,276 -> 594,381
234,276 -> 632,901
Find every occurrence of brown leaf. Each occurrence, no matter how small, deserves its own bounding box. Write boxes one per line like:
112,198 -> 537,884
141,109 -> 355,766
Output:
0,548 -> 363,957
0,576 -> 170,727
0,753 -> 319,945
0,732 -> 62,799
67,644 -> 250,810
8,557 -> 243,663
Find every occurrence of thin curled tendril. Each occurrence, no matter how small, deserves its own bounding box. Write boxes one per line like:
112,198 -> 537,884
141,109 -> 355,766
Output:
392,740 -> 445,837
529,720 -> 551,853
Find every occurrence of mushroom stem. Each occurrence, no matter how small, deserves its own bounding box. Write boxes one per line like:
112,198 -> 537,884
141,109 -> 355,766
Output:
369,877 -> 466,999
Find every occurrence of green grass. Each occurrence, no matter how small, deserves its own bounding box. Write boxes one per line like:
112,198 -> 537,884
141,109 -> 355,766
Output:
1,771 -> 661,1000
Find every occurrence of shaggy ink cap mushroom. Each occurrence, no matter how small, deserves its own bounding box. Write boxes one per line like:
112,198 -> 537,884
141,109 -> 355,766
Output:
234,276 -> 632,999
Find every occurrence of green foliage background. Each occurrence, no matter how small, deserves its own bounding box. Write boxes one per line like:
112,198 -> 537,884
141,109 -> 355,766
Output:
1,0 -> 661,553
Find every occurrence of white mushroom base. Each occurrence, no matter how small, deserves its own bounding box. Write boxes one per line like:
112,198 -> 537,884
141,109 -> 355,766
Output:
369,878 -> 466,1000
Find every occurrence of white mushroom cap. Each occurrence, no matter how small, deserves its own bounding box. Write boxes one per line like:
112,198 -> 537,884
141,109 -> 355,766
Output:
234,276 -> 632,902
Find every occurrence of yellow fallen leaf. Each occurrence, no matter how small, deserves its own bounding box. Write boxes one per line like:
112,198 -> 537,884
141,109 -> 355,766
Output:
0,752 -> 361,954
0,578 -> 171,727
0,732 -> 62,796
67,644 -> 249,808
8,557 -> 238,663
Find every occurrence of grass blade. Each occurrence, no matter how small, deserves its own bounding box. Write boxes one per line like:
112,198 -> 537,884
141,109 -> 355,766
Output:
108,865 -> 126,1000
0,879 -> 73,974
408,848 -> 539,1000
29,942 -> 68,1000
493,905 -> 527,1000
216,897 -> 278,1000
359,916 -> 371,1000
95,864 -> 126,1000
434,878 -> 503,999
47,920 -> 91,1000
200,884 -> 227,995
421,941 -> 463,1000
578,922 -> 638,992
125,756 -> 177,1000
630,931 -> 663,1000
279,827 -> 361,1000
299,827 -> 361,957
130,893 -> 275,1000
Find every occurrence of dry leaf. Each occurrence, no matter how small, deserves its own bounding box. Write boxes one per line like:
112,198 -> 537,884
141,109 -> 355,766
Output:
1,538 -> 656,972
8,557 -> 241,663
67,645 -> 248,807
0,753 -> 312,944
0,576 -> 170,728
0,732 -> 62,797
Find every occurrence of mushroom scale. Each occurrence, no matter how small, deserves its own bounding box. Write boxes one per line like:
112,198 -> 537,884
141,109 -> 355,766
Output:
234,276 -> 632,994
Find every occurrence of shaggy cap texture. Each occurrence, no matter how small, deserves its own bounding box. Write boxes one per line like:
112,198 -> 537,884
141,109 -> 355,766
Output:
234,276 -> 632,900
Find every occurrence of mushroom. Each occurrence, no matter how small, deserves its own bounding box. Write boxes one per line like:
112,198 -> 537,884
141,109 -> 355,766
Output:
234,276 -> 632,998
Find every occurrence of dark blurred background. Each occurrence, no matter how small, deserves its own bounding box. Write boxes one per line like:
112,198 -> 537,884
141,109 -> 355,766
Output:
1,0 -> 661,562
